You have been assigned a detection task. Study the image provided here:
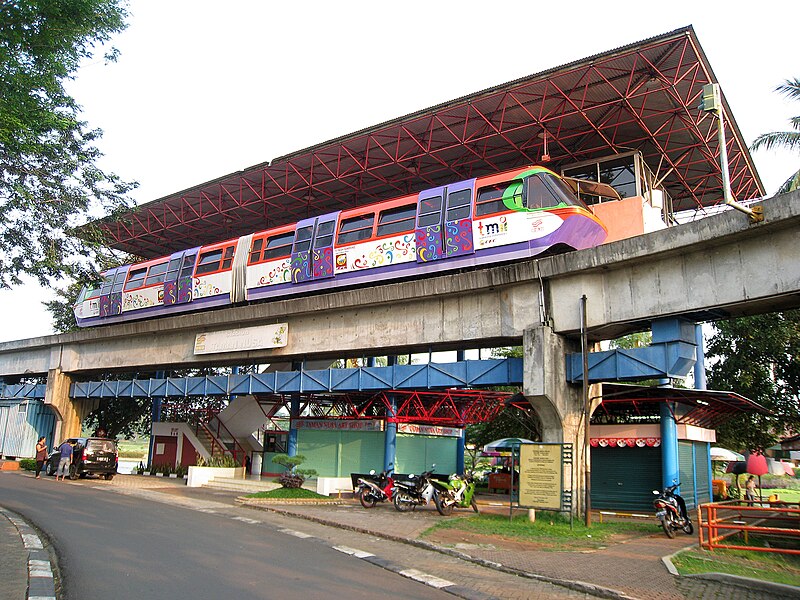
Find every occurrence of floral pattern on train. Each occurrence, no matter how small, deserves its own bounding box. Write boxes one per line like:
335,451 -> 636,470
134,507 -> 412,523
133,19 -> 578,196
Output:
335,234 -> 415,272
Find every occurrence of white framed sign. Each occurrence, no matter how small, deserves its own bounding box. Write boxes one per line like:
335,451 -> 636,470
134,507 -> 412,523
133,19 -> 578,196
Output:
194,323 -> 288,355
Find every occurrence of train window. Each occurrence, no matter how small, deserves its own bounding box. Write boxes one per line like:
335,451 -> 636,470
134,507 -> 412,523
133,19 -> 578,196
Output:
124,267 -> 147,291
264,232 -> 294,260
446,189 -> 471,221
476,180 -> 521,216
314,220 -> 335,248
112,269 -> 127,293
100,273 -> 114,295
249,238 -> 264,264
145,262 -> 168,286
293,226 -> 313,253
83,287 -> 100,299
417,195 -> 442,227
165,256 -> 182,281
337,214 -> 374,245
180,253 -> 197,278
525,176 -> 559,209
221,246 -> 235,270
377,204 -> 416,237
196,250 -> 223,275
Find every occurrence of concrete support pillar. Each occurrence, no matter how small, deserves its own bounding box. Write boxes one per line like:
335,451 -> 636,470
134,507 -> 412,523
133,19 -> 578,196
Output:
523,325 -> 587,518
44,368 -> 86,441
660,401 -> 680,490
288,395 -> 300,457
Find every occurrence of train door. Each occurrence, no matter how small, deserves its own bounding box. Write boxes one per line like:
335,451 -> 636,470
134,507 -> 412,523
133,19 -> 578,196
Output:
163,248 -> 199,306
99,266 -> 129,317
291,212 -> 339,284
415,179 -> 476,262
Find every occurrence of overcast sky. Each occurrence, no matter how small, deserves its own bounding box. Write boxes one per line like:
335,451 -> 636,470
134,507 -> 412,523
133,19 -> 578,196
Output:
1,1 -> 797,343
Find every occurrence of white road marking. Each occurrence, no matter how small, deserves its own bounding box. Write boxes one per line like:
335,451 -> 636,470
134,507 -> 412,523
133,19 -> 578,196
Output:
278,528 -> 313,538
232,516 -> 261,524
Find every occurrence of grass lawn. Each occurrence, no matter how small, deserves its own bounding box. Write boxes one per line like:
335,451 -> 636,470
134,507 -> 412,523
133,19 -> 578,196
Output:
672,545 -> 800,587
422,511 -> 656,551
245,487 -> 329,499
117,439 -> 149,459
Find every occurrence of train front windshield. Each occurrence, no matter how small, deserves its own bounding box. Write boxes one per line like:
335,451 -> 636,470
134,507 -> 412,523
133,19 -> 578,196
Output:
527,173 -> 588,210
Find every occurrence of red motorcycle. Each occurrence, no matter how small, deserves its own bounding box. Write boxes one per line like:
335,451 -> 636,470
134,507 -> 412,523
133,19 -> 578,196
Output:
653,483 -> 693,538
356,468 -> 394,508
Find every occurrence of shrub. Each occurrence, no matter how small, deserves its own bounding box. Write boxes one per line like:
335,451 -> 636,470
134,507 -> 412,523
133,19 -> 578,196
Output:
271,453 -> 317,488
19,459 -> 36,471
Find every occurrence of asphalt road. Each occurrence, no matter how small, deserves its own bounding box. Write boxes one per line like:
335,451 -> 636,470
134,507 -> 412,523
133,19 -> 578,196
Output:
0,473 -> 452,600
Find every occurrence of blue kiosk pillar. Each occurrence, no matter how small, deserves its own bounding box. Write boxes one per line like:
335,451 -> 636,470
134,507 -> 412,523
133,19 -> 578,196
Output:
287,395 -> 300,457
660,401 -> 680,491
384,394 -> 397,471
456,432 -> 466,474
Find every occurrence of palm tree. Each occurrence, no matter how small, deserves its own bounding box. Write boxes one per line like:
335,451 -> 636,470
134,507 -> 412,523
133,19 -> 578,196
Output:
750,78 -> 800,194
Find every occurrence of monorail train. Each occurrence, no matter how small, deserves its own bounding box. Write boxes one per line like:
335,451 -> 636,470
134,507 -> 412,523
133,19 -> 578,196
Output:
73,166 -> 617,327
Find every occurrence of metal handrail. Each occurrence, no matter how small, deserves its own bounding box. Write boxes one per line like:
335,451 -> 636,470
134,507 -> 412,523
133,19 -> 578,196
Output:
698,500 -> 800,555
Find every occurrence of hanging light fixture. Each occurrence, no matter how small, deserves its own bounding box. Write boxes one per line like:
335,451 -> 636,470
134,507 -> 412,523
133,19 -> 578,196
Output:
539,130 -> 551,163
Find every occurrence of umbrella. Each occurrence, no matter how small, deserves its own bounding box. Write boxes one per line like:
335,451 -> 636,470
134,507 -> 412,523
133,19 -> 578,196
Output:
482,438 -> 535,453
725,461 -> 747,474
746,452 -> 768,476
710,447 -> 745,462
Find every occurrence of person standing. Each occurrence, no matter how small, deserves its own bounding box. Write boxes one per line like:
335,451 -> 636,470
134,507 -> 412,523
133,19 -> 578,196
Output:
745,475 -> 757,504
34,437 -> 48,479
56,439 -> 74,482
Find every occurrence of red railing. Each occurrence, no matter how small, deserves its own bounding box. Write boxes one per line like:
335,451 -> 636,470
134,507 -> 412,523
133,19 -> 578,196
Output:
698,499 -> 800,555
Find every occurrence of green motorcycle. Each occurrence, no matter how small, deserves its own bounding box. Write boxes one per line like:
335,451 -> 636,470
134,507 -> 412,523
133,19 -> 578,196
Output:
431,472 -> 479,516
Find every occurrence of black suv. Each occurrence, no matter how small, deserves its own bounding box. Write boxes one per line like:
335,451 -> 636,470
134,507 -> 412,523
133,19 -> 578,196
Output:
45,437 -> 118,480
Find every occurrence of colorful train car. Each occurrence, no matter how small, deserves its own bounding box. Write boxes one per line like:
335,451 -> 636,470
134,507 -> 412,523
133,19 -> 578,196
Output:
73,166 -> 616,327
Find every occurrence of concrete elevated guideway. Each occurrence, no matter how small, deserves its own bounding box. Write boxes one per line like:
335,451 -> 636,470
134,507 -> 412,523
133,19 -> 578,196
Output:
1,189 -> 799,490
2,189 -> 797,375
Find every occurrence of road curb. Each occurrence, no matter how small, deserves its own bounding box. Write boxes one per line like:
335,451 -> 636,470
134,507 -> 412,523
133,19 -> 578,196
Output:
0,506 -> 57,600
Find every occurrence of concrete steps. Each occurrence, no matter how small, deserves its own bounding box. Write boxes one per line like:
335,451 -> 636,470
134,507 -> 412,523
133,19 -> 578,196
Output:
202,476 -> 280,493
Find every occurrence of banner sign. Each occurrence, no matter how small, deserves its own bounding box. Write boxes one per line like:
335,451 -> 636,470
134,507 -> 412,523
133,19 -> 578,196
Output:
194,323 -> 288,355
518,443 -> 564,511
397,423 -> 463,437
294,419 -> 384,432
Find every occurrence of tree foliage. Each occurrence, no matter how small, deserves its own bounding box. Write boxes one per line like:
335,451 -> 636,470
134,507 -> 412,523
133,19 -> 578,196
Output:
0,0 -> 136,289
750,78 -> 800,194
706,311 -> 800,452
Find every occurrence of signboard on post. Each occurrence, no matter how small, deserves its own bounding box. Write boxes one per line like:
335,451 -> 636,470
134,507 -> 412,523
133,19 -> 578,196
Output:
518,443 -> 563,510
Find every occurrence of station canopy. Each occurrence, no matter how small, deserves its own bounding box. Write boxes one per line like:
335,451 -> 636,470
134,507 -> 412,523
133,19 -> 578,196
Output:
93,26 -> 764,260
594,383 -> 771,429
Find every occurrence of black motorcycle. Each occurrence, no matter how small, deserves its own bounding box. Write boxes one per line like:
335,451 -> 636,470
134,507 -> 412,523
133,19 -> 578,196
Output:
392,468 -> 436,512
653,483 -> 693,538
355,467 -> 394,508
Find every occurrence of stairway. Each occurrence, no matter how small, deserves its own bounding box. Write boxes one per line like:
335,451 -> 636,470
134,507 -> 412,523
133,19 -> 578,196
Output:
202,476 -> 280,493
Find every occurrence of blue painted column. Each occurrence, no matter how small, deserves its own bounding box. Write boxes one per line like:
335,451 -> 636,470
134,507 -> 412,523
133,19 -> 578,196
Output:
384,395 -> 397,472
288,395 -> 300,457
660,401 -> 680,491
147,371 -> 164,469
694,324 -> 707,390
456,430 -> 466,474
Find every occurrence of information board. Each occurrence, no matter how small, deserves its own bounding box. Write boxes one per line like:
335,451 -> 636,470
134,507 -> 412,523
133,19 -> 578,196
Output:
518,443 -> 563,510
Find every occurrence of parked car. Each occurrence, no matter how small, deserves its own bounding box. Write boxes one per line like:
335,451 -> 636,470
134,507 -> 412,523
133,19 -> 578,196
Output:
45,437 -> 118,480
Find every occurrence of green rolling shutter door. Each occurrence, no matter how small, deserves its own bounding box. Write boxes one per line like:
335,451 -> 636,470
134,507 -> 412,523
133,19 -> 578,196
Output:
678,441 -> 696,508
395,434 -> 457,475
298,430 -> 384,477
694,443 -> 711,505
591,446 -> 662,512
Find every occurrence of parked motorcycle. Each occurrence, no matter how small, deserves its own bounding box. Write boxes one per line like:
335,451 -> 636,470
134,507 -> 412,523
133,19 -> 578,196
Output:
431,472 -> 479,515
653,483 -> 693,538
393,468 -> 436,512
356,467 -> 394,508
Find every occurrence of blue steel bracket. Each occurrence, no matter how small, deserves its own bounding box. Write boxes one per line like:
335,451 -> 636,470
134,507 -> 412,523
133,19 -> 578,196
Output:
566,340 -> 697,383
